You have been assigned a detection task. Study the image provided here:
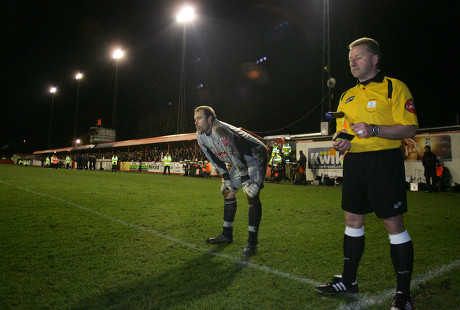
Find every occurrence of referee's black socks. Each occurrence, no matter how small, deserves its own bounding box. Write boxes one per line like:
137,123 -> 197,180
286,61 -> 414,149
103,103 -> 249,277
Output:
341,226 -> 413,295
342,226 -> 365,285
389,230 -> 414,296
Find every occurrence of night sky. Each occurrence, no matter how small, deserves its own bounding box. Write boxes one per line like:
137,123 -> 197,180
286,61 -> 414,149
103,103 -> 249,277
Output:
1,0 -> 457,153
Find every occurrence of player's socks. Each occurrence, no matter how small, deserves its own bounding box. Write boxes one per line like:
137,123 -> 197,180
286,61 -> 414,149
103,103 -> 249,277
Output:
248,201 -> 262,246
222,198 -> 237,238
342,226 -> 365,284
389,230 -> 413,296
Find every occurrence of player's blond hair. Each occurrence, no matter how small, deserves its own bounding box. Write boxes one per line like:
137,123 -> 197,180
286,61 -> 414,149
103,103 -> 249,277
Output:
194,106 -> 216,121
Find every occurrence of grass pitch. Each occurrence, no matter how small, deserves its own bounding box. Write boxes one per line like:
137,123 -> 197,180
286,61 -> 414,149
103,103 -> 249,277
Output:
0,164 -> 459,309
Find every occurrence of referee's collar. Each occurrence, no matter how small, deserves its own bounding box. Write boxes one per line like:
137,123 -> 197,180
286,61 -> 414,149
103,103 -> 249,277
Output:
358,71 -> 385,86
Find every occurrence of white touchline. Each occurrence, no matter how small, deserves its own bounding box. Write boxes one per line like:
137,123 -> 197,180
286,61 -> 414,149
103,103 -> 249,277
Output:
334,259 -> 460,309
0,180 -> 321,287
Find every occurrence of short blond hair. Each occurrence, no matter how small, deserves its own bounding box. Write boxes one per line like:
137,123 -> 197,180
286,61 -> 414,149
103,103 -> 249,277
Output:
194,106 -> 217,121
349,37 -> 381,65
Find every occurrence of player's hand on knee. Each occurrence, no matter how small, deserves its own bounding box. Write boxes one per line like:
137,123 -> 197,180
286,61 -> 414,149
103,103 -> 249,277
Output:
242,179 -> 259,198
221,179 -> 233,194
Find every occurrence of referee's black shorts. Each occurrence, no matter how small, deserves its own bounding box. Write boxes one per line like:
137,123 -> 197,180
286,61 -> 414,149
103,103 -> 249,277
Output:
342,148 -> 407,219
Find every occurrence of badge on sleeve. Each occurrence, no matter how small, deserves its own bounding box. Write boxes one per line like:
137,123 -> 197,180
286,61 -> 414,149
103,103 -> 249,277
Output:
405,99 -> 416,114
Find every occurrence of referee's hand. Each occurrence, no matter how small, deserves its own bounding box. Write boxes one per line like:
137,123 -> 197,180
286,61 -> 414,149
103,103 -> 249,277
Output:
332,130 -> 351,152
351,122 -> 372,138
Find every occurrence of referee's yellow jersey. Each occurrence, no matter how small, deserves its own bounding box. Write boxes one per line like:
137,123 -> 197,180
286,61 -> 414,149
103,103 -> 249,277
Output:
336,73 -> 418,153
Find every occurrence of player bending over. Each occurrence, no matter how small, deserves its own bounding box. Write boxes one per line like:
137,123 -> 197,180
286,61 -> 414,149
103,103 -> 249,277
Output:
194,106 -> 268,258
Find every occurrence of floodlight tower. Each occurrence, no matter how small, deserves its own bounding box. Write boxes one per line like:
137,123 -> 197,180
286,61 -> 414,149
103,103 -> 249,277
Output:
74,72 -> 83,143
176,5 -> 196,134
321,0 -> 335,134
48,86 -> 57,149
112,48 -> 124,133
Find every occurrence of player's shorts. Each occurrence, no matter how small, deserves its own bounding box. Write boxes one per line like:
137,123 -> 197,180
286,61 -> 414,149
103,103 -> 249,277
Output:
341,148 -> 407,219
228,155 -> 268,191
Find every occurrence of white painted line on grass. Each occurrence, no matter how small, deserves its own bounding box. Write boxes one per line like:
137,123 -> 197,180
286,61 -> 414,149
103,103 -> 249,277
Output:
334,257 -> 460,309
0,180 -> 321,287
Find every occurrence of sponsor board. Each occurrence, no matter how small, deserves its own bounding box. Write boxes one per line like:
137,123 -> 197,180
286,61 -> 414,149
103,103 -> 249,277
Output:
403,134 -> 452,161
308,147 -> 345,169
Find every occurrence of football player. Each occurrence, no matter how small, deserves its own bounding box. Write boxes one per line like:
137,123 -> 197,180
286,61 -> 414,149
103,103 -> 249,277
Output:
194,106 -> 268,258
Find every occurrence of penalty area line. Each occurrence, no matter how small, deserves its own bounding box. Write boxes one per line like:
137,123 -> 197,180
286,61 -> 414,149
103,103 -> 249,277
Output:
0,180 -> 321,287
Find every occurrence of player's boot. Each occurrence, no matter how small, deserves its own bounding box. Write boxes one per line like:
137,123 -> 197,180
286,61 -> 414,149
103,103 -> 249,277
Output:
391,291 -> 413,310
206,234 -> 233,244
241,244 -> 257,259
315,275 -> 358,294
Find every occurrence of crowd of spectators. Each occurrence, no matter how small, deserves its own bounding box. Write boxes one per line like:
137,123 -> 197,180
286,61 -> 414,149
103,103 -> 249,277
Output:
117,145 -> 205,162
28,144 -> 207,165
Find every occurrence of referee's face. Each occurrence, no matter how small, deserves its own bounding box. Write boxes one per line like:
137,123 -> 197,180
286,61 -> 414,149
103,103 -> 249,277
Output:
349,45 -> 378,82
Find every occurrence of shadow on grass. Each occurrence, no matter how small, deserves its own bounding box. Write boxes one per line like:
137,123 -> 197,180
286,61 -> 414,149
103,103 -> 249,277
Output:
74,246 -> 246,309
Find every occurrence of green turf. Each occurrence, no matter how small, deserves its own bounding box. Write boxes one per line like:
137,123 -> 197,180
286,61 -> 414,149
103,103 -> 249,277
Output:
0,164 -> 459,309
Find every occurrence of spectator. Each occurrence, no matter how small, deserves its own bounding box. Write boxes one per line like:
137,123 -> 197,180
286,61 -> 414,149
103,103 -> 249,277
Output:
422,145 -> 437,193
163,152 -> 171,175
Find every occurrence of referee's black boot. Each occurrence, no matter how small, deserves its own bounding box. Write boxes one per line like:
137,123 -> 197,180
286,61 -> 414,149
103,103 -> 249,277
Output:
315,275 -> 358,294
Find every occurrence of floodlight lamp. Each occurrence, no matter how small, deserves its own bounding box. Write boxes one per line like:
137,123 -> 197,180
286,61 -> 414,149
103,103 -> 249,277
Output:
76,139 -> 81,144
75,73 -> 83,80
50,87 -> 57,94
112,49 -> 124,60
176,6 -> 195,23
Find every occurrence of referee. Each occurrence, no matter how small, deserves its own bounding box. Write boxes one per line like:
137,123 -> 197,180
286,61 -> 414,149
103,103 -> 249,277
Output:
315,38 -> 418,310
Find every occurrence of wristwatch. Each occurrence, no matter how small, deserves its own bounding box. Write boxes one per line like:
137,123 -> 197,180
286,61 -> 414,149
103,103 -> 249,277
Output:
371,124 -> 380,136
